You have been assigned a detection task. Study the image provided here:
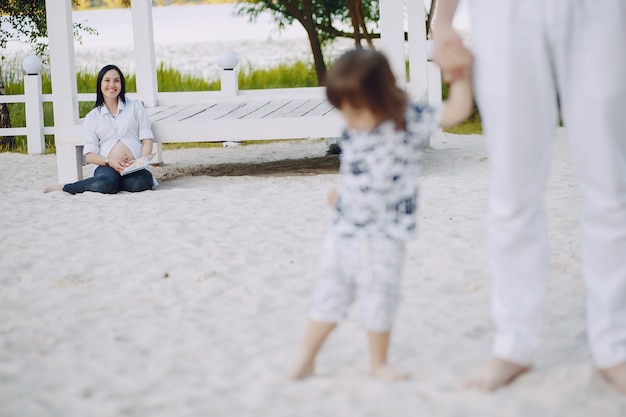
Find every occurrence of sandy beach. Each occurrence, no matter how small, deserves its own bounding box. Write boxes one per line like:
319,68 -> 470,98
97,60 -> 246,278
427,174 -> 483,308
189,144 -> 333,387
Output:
1,129 -> 624,416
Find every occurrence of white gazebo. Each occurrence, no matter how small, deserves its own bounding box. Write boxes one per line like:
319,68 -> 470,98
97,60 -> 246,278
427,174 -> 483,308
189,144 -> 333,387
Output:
44,0 -> 437,183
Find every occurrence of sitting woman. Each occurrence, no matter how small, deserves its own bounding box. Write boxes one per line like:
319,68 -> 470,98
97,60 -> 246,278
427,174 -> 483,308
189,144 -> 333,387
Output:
45,64 -> 155,194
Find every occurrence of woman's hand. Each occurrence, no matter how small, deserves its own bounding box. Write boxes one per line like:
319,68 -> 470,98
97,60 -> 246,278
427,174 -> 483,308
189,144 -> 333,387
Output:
432,27 -> 472,83
107,158 -> 129,173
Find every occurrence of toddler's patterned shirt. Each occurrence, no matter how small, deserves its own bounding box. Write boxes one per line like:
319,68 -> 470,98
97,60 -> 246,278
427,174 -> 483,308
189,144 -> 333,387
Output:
332,103 -> 440,240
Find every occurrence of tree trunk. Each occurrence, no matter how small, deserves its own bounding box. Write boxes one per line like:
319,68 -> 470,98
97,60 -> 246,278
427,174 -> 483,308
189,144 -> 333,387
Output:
355,0 -> 373,47
346,0 -> 362,47
0,67 -> 16,150
426,0 -> 437,39
303,22 -> 328,85
296,1 -> 327,85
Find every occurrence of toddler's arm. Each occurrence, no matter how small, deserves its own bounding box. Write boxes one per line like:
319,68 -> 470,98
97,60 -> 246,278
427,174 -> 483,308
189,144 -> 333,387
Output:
327,187 -> 338,207
440,64 -> 474,129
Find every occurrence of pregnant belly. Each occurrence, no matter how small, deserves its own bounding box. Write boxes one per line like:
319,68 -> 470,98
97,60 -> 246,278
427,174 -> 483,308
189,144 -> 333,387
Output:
108,141 -> 135,162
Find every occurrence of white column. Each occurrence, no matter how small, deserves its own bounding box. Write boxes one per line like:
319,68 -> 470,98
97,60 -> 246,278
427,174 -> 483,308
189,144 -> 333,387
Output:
427,61 -> 442,107
131,0 -> 158,108
220,69 -> 238,97
219,49 -> 239,97
24,74 -> 45,155
378,0 -> 407,87
406,0 -> 428,101
45,0 -> 83,183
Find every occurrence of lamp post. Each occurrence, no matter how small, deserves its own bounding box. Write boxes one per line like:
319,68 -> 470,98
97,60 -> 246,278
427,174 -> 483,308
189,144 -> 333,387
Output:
219,49 -> 239,97
22,54 -> 43,75
22,54 -> 45,155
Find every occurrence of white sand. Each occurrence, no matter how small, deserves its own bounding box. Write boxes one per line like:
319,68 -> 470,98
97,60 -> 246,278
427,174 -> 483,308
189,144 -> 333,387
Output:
1,130 -> 624,416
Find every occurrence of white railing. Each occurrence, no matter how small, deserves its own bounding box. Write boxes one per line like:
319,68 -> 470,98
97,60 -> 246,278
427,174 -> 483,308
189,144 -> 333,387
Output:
0,51 -> 240,155
1,48 -> 442,168
0,72 -> 49,154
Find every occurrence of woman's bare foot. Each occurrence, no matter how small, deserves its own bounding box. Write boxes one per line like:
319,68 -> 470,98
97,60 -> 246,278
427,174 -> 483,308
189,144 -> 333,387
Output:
599,362 -> 626,395
464,357 -> 531,391
288,357 -> 315,380
43,184 -> 64,193
371,364 -> 410,381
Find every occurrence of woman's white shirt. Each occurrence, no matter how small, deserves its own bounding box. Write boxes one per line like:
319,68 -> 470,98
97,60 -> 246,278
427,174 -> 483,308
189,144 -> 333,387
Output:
82,98 -> 154,159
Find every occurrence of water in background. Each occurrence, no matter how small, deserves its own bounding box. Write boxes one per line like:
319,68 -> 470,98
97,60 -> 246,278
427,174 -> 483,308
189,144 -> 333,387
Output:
3,3 -> 352,81
2,1 -> 470,82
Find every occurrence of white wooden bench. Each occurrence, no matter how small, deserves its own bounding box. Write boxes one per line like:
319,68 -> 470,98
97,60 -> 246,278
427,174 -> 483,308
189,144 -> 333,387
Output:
54,86 -> 344,182
45,0 -> 435,184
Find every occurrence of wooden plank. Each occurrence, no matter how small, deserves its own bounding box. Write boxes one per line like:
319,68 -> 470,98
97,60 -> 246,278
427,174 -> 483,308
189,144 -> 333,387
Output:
218,100 -> 272,120
152,113 -> 344,142
150,104 -> 215,122
282,99 -> 327,117
0,127 -> 27,136
0,94 -> 26,104
149,105 -> 195,122
239,99 -> 292,119
304,100 -> 337,117
187,101 -> 248,121
171,104 -> 217,121
263,99 -> 310,118
146,105 -> 175,118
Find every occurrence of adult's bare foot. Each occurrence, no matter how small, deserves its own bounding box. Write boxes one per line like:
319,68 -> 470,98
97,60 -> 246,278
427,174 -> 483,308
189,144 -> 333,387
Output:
599,362 -> 626,395
43,184 -> 63,193
371,364 -> 410,381
464,357 -> 531,391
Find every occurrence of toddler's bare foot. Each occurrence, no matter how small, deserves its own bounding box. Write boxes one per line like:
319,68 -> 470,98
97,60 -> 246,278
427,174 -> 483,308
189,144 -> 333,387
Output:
43,184 -> 63,193
599,362 -> 626,395
371,364 -> 410,381
288,357 -> 315,380
464,357 -> 530,391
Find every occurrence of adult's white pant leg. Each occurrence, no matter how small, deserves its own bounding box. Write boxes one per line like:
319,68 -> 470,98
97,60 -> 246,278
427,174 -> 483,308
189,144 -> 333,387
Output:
550,0 -> 626,368
471,0 -> 559,365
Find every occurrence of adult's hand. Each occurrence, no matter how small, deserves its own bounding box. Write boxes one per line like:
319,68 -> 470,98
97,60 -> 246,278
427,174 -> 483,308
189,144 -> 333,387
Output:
432,26 -> 472,83
108,158 -> 129,174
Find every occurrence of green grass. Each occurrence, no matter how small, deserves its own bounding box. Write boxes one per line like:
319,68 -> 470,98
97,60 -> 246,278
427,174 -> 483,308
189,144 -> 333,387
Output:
238,61 -> 318,90
1,60 -> 481,153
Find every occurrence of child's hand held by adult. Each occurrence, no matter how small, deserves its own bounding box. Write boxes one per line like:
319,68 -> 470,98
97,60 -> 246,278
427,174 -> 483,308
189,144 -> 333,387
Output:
432,27 -> 471,83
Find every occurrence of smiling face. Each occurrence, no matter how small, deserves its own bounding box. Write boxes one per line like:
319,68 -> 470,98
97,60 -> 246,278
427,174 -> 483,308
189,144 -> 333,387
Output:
100,69 -> 122,101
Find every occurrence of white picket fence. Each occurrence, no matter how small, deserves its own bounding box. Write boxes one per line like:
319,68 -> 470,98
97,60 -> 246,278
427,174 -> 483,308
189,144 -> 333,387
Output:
0,72 -> 49,154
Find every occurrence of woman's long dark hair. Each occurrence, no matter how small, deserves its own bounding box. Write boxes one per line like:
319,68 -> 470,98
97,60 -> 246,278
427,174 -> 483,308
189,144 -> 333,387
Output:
94,64 -> 126,109
326,49 -> 408,131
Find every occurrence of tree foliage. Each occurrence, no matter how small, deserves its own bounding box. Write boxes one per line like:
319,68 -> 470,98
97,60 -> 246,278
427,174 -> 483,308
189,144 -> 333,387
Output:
0,0 -> 96,57
236,0 -> 437,86
236,0 -> 380,85
0,0 -> 96,148
0,0 -> 47,56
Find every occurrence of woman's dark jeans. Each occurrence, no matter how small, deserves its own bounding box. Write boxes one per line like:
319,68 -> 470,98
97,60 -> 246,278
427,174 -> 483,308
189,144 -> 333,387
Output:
62,166 -> 154,195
